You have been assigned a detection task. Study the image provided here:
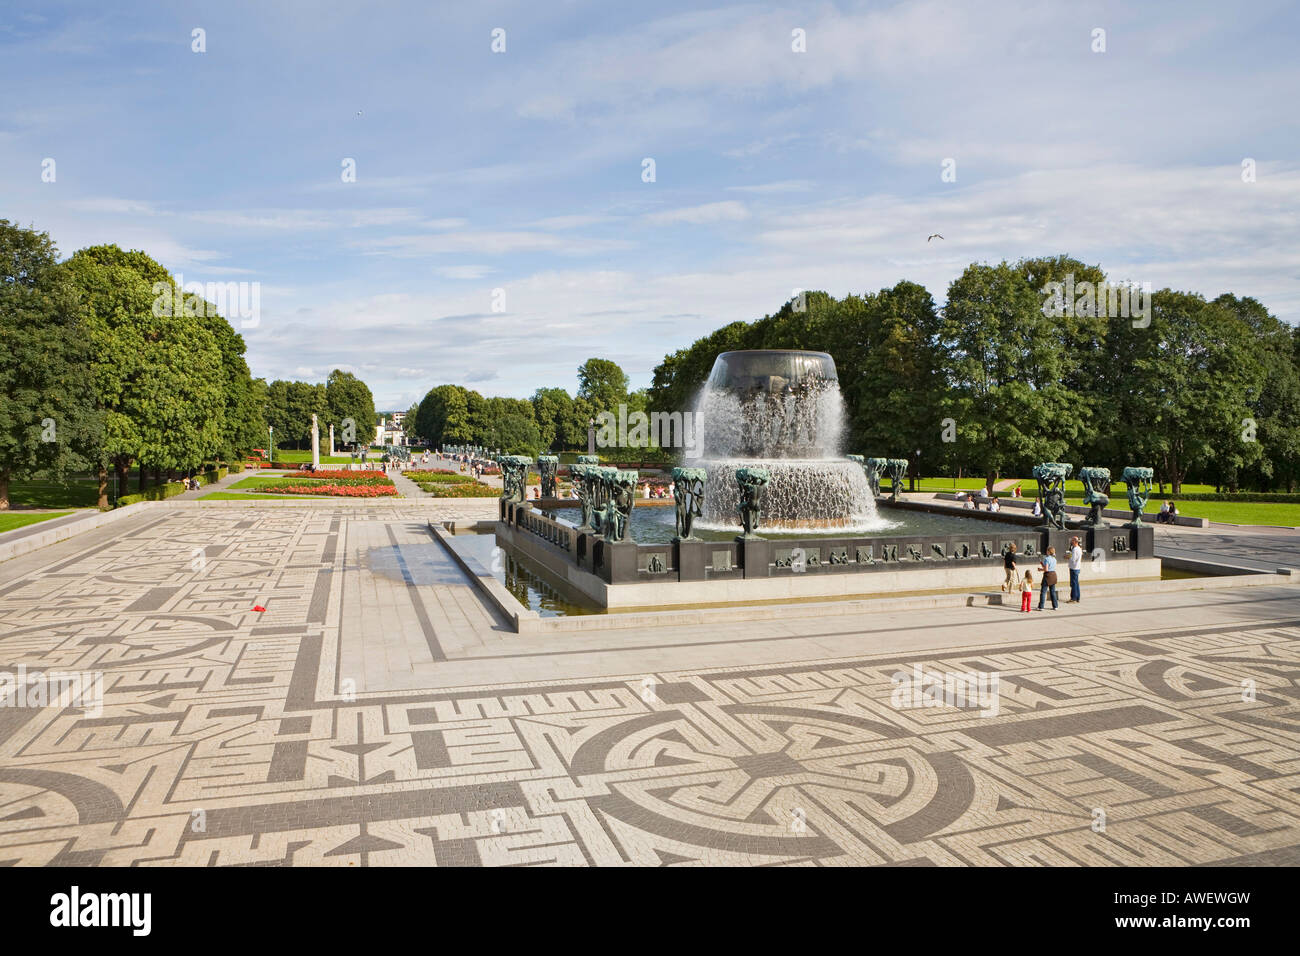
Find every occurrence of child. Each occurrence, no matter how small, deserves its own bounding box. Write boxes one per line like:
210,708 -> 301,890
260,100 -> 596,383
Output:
1021,570 -> 1034,613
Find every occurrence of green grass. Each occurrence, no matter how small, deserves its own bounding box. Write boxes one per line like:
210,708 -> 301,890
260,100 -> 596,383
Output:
1141,500 -> 1300,526
914,477 -> 1218,496
229,476 -> 303,490
0,510 -> 75,533
9,479 -> 102,509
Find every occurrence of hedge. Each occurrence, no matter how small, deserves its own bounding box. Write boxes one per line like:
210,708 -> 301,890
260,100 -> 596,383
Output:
416,482 -> 500,498
114,467 -> 224,506
406,471 -> 480,484
116,482 -> 187,506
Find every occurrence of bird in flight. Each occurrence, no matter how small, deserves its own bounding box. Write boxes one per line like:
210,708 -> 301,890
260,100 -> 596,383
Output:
927,234 -> 944,242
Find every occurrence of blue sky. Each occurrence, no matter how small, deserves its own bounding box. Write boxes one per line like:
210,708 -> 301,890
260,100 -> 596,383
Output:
3,0 -> 1298,410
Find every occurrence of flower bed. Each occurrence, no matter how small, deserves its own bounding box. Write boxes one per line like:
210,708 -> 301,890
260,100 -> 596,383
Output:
278,471 -> 393,487
263,483 -> 398,497
299,469 -> 389,481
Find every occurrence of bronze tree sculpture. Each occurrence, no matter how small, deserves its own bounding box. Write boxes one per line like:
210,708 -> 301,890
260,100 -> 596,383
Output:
735,467 -> 771,538
1078,466 -> 1111,527
671,466 -> 706,540
1032,462 -> 1073,530
1122,466 -> 1154,526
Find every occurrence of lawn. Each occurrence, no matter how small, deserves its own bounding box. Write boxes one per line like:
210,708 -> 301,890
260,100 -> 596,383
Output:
229,476 -> 303,490
1141,500 -> 1300,526
0,511 -> 75,533
8,479 -> 102,509
914,477 -> 1218,496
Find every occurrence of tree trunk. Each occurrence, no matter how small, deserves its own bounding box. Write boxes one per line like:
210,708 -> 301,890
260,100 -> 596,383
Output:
0,469 -> 9,511
138,466 -> 147,492
97,467 -> 109,510
986,471 -> 997,496
116,461 -> 130,497
152,467 -> 161,487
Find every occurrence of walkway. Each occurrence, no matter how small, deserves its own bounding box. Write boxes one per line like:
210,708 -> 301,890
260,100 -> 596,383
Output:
0,500 -> 1296,866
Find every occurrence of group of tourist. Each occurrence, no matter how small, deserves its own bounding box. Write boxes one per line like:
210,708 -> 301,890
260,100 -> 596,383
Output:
442,452 -> 488,479
1002,536 -> 1084,611
961,493 -> 1001,512
640,482 -> 675,499
1156,501 -> 1180,523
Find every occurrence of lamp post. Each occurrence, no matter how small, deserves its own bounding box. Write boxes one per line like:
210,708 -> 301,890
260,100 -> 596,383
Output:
587,417 -> 596,456
912,448 -> 921,493
268,425 -> 275,465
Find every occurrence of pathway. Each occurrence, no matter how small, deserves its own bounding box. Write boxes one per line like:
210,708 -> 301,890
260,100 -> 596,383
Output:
0,501 -> 1296,865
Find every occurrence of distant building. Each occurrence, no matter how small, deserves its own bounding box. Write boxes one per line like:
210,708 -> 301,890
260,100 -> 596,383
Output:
374,415 -> 406,447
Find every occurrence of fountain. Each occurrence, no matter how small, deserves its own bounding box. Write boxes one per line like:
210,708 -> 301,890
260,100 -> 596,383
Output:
686,350 -> 888,531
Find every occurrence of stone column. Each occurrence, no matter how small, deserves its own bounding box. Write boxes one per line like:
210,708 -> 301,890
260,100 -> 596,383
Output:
329,423 -> 335,456
311,414 -> 320,468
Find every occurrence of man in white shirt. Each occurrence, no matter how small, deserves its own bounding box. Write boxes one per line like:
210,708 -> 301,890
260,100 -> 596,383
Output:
989,498 -> 1001,513
976,486 -> 988,499
1067,535 -> 1083,603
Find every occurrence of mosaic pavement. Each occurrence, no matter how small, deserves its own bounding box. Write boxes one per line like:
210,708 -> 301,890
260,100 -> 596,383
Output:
1,504 -> 1298,866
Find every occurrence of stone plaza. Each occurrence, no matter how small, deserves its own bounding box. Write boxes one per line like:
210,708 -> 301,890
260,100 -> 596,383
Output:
1,498 -> 1298,866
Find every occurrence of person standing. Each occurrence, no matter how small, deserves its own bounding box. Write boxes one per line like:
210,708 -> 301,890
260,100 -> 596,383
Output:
1037,546 -> 1059,610
1020,570 -> 1034,613
1067,536 -> 1083,603
1002,543 -> 1018,592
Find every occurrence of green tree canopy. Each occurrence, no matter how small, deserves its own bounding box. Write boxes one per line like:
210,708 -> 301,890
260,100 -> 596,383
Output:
0,221 -> 100,508
577,358 -> 629,412
325,369 -> 376,446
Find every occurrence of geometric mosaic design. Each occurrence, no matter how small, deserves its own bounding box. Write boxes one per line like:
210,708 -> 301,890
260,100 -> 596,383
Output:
1,506 -> 1298,865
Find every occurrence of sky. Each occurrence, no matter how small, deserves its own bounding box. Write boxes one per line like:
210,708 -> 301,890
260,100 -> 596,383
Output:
3,0 -> 1298,411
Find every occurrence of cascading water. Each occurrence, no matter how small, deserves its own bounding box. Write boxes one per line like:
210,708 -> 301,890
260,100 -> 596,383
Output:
686,350 -> 893,532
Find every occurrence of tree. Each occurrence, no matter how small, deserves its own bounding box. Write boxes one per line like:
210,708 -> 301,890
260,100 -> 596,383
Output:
0,221 -> 100,509
192,295 -> 263,463
414,384 -> 472,448
577,358 -> 629,413
67,245 -> 225,498
938,261 -> 1080,493
484,413 -> 542,457
531,387 -> 574,450
325,369 -> 376,446
1102,291 -> 1261,493
1213,295 -> 1300,491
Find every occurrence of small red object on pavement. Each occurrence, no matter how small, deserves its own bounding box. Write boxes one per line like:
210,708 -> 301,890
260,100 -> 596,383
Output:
252,605 -> 266,612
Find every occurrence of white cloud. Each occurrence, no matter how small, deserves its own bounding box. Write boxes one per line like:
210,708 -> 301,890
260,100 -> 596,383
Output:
436,264 -> 493,279
726,180 -> 813,194
646,200 -> 749,225
355,230 -> 631,257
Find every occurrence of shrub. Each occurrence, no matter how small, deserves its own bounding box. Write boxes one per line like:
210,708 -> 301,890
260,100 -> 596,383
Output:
405,471 -> 476,484
116,482 -> 187,507
417,482 -> 499,498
